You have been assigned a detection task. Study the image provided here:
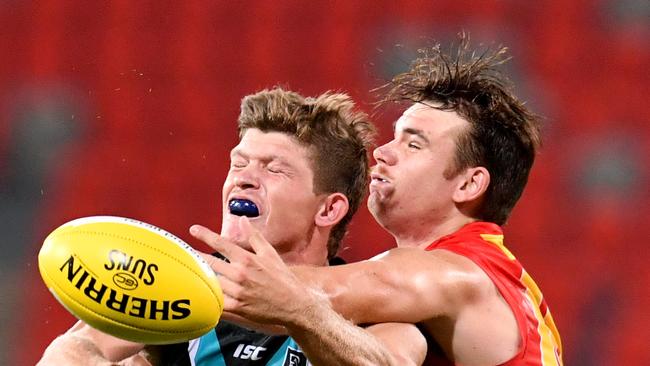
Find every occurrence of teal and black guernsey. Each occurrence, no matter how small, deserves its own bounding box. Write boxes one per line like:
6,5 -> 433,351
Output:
153,255 -> 346,365
190,320 -> 309,365
152,320 -> 309,366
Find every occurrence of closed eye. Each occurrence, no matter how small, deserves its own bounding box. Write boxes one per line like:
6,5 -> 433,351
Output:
266,163 -> 287,174
230,160 -> 247,169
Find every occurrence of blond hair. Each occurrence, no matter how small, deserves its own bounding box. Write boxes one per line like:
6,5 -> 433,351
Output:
238,87 -> 375,257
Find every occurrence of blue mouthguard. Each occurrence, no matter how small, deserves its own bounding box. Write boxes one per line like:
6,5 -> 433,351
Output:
228,199 -> 260,217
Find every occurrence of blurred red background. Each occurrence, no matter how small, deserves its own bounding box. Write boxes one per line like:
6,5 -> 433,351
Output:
1,1 -> 648,365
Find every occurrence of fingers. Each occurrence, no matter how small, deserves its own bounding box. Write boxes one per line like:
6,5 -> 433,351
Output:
197,252 -> 233,277
191,220 -> 280,260
191,222 -> 287,318
221,295 -> 240,313
197,251 -> 220,267
211,272 -> 241,311
197,252 -> 243,294
190,224 -> 248,261
240,217 -> 280,259
189,224 -> 220,250
116,353 -> 153,366
197,250 -> 247,308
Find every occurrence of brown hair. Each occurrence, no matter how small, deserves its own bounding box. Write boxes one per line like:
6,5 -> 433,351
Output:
377,33 -> 541,225
238,87 -> 375,258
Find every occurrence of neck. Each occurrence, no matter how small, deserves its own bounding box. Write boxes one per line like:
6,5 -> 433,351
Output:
391,214 -> 477,249
278,229 -> 329,266
280,249 -> 328,266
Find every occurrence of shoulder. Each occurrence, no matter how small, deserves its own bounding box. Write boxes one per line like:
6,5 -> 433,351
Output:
377,247 -> 496,310
377,246 -> 489,280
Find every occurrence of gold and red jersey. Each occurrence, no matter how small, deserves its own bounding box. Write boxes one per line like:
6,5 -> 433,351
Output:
425,221 -> 563,366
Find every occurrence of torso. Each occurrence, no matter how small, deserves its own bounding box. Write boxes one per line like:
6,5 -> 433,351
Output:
190,321 -> 310,366
152,321 -> 311,366
422,222 -> 562,366
161,254 -> 345,366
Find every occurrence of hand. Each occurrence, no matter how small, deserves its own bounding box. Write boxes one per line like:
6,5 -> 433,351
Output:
116,353 -> 152,366
37,334 -> 151,366
190,217 -> 327,327
37,321 -> 150,366
37,334 -> 106,366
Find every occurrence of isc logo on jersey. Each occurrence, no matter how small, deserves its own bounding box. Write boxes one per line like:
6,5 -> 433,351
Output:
233,344 -> 267,361
232,344 -> 309,365
233,343 -> 311,366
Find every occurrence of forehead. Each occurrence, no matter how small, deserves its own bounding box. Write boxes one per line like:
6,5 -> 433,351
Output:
234,128 -> 311,162
395,103 -> 469,139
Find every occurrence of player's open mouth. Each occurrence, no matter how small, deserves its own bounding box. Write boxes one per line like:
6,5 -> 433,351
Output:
371,173 -> 390,184
228,199 -> 260,217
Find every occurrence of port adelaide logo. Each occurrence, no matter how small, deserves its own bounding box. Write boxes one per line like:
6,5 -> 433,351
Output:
57,249 -> 191,321
283,347 -> 307,366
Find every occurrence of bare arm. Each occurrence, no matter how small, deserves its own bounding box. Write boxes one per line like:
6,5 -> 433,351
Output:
221,311 -> 288,334
283,291 -> 427,366
293,247 -> 482,325
191,222 -> 427,366
192,221 -> 520,365
37,321 -> 147,365
365,323 -> 428,366
293,247 -> 525,365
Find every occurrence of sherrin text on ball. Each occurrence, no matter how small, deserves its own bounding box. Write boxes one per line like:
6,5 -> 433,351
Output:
38,216 -> 224,344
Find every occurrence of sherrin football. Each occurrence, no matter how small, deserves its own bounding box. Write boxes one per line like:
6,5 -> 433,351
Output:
38,216 -> 224,344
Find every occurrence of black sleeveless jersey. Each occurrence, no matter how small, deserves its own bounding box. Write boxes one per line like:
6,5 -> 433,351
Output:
151,256 -> 347,365
147,320 -> 309,365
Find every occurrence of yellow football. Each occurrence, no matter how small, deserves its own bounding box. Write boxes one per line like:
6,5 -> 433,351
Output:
38,216 -> 223,344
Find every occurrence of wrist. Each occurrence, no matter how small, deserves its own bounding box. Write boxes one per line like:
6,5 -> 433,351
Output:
285,288 -> 333,332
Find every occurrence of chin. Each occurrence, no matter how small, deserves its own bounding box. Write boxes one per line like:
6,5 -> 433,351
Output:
368,201 -> 384,222
369,198 -> 395,227
368,194 -> 385,214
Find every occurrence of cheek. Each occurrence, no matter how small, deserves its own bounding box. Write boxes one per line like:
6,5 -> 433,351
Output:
398,161 -> 448,197
220,178 -> 235,223
267,190 -> 317,227
221,176 -> 234,199
399,162 -> 431,188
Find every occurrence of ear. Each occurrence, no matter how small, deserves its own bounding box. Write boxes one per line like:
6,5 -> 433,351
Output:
452,167 -> 490,204
314,192 -> 349,228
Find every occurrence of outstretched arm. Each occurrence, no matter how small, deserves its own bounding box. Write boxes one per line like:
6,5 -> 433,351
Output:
291,247 -> 473,325
194,219 -> 486,326
289,308 -> 427,366
191,221 -> 427,366
37,321 -> 148,365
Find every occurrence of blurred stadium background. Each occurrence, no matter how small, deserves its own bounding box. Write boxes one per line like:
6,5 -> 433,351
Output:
1,1 -> 648,365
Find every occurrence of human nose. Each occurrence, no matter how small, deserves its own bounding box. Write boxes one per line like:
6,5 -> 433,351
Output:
232,167 -> 260,190
373,141 -> 397,165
